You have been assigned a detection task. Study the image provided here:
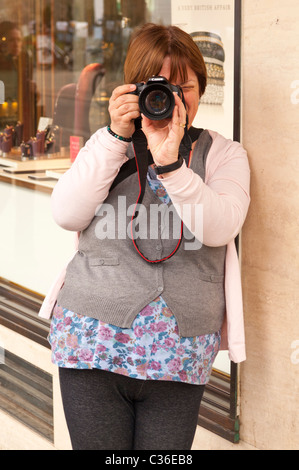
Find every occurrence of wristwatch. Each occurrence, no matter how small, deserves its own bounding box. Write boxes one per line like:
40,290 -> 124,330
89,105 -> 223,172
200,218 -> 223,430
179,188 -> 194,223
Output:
154,155 -> 184,175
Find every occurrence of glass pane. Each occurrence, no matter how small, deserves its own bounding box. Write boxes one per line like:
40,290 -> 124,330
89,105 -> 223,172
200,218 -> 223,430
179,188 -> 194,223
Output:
0,0 -> 171,148
0,0 -> 241,443
0,0 -> 235,380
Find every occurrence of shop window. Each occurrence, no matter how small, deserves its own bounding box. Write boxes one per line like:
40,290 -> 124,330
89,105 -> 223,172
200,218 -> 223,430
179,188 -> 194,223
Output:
0,0 -> 171,146
0,0 -> 241,445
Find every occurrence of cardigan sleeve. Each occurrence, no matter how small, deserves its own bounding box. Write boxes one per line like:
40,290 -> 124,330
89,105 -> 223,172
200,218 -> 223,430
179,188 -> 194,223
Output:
51,127 -> 129,232
158,130 -> 251,247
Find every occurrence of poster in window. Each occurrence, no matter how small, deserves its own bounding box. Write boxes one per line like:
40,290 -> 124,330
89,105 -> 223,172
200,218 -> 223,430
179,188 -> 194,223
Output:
171,0 -> 240,141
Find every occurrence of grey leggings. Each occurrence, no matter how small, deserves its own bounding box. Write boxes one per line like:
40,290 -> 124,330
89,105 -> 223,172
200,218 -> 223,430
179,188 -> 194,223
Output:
59,368 -> 205,450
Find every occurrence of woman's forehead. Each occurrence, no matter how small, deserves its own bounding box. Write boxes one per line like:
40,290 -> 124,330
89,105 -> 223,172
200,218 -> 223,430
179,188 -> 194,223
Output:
158,56 -> 194,84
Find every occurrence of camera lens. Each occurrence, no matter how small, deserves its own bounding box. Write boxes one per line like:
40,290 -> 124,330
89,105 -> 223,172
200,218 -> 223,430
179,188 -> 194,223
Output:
139,84 -> 175,121
145,90 -> 170,116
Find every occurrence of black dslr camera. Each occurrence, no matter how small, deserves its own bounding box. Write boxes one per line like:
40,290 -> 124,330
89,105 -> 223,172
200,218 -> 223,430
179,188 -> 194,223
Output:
130,76 -> 183,121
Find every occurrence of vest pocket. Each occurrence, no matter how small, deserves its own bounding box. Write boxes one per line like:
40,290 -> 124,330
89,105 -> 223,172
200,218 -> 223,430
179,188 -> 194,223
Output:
89,257 -> 119,266
197,271 -> 224,283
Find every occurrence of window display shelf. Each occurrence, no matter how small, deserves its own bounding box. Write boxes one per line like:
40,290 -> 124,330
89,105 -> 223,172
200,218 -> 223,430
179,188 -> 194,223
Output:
0,152 -> 71,174
0,152 -> 70,193
0,169 -> 60,193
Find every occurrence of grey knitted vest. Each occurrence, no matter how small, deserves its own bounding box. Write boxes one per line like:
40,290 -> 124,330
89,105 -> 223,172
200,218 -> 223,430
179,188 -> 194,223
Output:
57,130 -> 226,337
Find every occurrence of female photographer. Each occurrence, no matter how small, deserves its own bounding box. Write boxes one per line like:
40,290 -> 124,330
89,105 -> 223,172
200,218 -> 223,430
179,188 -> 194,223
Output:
41,23 -> 250,450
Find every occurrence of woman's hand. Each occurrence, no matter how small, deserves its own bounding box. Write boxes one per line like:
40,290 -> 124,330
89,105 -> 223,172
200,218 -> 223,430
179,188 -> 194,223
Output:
141,93 -> 187,167
108,84 -> 140,139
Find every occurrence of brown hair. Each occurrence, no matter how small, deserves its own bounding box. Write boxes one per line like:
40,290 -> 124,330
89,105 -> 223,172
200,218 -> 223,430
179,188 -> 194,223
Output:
124,23 -> 207,96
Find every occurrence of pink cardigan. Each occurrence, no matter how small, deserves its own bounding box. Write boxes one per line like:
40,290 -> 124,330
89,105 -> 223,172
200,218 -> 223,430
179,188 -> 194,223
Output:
39,127 -> 250,363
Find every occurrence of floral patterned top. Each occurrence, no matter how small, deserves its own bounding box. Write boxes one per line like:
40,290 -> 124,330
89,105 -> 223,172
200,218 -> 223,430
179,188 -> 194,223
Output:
48,169 -> 221,385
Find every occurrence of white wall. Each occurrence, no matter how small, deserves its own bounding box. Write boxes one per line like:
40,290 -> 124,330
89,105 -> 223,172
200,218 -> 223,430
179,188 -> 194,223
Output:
240,0 -> 299,450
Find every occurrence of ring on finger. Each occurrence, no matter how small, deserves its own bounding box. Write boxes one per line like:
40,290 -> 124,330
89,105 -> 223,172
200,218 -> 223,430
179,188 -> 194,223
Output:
175,122 -> 186,128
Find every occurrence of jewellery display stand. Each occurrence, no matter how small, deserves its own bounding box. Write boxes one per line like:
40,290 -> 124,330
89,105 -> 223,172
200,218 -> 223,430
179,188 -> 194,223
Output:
0,150 -> 71,174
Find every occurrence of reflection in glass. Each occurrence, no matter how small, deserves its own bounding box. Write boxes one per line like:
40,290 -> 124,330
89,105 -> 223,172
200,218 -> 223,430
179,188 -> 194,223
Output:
0,0 -> 171,148
0,21 -> 36,139
0,0 -> 231,403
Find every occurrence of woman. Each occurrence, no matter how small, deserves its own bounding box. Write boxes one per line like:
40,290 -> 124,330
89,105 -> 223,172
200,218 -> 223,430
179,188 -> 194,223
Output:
43,23 -> 250,450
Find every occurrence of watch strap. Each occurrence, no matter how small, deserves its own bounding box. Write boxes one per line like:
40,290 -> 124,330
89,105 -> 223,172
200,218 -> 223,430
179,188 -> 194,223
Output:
154,154 -> 184,175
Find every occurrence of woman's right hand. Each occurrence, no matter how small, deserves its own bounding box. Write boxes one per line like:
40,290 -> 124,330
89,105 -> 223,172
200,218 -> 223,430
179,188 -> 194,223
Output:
108,84 -> 140,139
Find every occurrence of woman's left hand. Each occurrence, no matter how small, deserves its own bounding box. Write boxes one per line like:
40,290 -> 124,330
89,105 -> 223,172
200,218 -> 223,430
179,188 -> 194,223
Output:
141,93 -> 187,167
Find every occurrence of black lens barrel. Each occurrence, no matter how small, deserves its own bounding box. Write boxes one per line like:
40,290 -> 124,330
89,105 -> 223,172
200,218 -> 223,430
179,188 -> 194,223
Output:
139,84 -> 175,121
128,77 -> 182,121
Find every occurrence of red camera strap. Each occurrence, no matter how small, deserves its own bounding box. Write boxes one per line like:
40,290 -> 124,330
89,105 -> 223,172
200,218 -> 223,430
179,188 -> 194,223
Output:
129,124 -> 202,264
108,119 -> 203,263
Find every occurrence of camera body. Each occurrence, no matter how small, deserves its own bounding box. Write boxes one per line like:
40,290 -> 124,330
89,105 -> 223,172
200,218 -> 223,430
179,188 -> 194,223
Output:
129,76 -> 183,121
